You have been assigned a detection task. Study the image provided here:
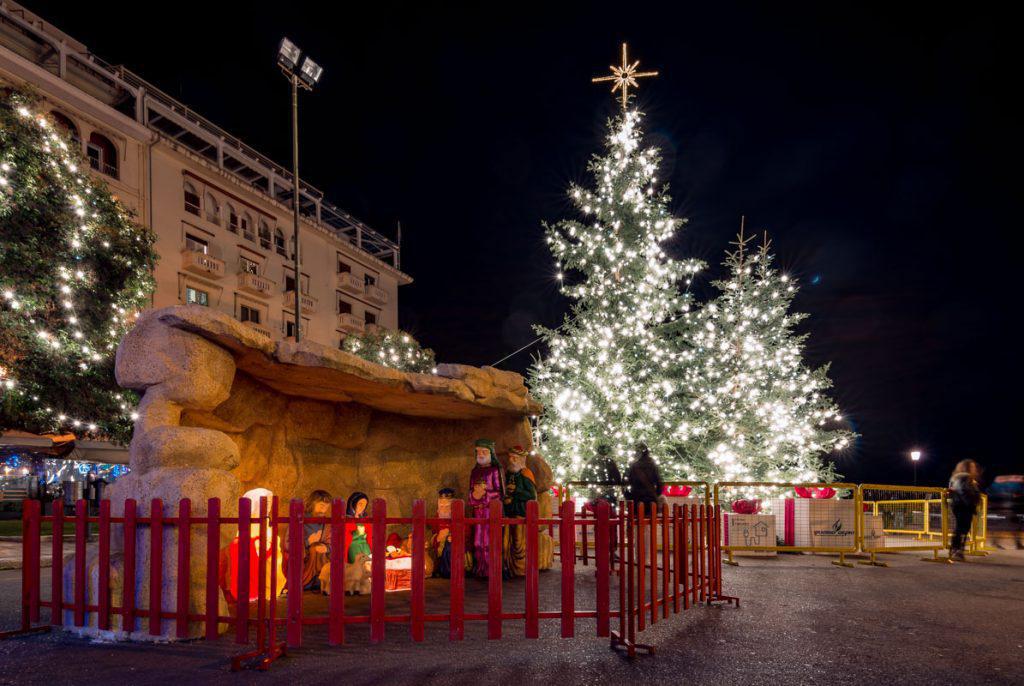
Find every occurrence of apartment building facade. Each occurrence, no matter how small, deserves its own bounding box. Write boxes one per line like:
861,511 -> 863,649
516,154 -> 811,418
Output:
0,2 -> 410,348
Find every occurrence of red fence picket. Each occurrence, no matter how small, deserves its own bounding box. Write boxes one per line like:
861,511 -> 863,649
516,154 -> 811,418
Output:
287,499 -> 303,648
205,497 -> 220,640
176,499 -> 192,639
328,498 -> 345,646
370,499 -> 386,644
50,503 -> 63,627
595,500 -> 610,637
525,499 -> 539,639
74,500 -> 86,628
411,500 -> 426,642
97,500 -> 111,631
5,495 -> 734,663
449,499 -> 465,641
148,499 -> 163,636
235,497 -> 251,645
122,499 -> 136,633
559,500 -> 575,638
21,500 -> 41,628
649,503 -> 657,625
488,499 -> 502,640
255,497 -> 268,651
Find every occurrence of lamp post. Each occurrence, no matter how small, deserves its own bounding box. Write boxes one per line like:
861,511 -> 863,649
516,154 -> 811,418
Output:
277,38 -> 324,342
910,450 -> 922,485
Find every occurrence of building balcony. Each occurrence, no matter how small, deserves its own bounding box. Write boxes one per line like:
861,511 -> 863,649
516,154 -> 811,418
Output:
365,284 -> 388,306
236,272 -> 275,298
284,291 -> 318,314
180,249 -> 225,279
243,321 -> 274,339
337,271 -> 363,295
337,312 -> 365,336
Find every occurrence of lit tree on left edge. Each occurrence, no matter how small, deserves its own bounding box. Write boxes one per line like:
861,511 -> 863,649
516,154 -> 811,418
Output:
1,91 -> 157,444
670,230 -> 853,484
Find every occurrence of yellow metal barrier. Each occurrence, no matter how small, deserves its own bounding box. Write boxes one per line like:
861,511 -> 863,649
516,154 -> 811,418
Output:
551,479 -> 987,567
970,494 -> 990,555
857,484 -> 948,566
713,482 -> 860,568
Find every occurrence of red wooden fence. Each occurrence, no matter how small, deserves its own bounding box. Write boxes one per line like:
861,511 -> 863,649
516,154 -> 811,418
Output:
2,497 -> 737,666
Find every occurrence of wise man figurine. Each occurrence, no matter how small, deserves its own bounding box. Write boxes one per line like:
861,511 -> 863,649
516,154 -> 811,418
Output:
502,445 -> 537,577
468,438 -> 504,577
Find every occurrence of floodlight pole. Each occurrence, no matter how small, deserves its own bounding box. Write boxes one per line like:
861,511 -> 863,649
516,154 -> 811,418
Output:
290,70 -> 302,341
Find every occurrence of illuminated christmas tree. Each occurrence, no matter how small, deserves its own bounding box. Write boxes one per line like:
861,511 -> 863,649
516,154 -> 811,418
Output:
529,109 -> 702,481
1,91 -> 157,444
673,229 -> 852,483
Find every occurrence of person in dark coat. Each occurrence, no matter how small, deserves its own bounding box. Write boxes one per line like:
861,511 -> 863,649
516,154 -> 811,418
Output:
949,459 -> 982,561
625,443 -> 663,512
581,443 -> 623,505
582,443 -> 623,554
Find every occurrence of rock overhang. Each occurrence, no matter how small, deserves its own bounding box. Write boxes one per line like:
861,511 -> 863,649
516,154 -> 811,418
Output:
144,305 -> 541,420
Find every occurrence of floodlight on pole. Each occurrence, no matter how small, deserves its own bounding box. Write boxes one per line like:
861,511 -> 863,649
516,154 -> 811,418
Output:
277,38 -> 301,71
299,57 -> 323,87
277,39 -> 324,342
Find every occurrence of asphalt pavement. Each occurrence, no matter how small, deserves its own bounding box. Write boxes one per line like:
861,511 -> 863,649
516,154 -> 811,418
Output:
0,549 -> 1021,685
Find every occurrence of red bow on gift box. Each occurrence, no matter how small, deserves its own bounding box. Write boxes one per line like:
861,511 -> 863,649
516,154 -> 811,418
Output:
663,484 -> 692,497
731,499 -> 762,514
793,486 -> 837,499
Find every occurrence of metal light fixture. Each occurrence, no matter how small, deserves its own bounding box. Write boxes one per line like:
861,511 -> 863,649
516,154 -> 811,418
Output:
277,39 -> 325,342
299,57 -> 323,88
277,38 -> 301,71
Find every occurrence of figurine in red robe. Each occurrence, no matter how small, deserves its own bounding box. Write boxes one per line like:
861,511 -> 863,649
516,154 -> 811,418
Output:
468,438 -> 504,577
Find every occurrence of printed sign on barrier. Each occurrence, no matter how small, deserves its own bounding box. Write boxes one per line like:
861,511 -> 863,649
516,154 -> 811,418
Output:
724,513 -> 776,557
862,513 -> 885,550
809,500 -> 857,549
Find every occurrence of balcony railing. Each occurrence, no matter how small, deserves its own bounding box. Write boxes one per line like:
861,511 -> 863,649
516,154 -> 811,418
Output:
337,272 -> 363,295
337,312 -> 364,335
236,272 -> 275,298
284,290 -> 318,314
365,284 -> 388,305
242,321 -> 274,339
180,249 -> 225,278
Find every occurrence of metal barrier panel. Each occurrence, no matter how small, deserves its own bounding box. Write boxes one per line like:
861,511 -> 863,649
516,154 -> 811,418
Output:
967,494 -> 990,555
858,485 -> 947,564
714,482 -> 860,567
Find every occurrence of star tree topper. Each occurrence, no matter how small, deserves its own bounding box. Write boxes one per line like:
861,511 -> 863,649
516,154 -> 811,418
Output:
592,42 -> 659,110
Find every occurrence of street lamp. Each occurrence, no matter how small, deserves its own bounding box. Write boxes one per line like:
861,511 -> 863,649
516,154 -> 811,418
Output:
910,450 -> 922,485
277,38 -> 324,342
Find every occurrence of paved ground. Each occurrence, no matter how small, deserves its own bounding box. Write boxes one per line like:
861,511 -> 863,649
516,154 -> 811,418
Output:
0,549 -> 1021,685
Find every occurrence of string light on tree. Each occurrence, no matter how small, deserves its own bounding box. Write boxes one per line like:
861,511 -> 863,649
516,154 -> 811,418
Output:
530,45 -> 704,480
1,90 -> 157,443
671,222 -> 854,486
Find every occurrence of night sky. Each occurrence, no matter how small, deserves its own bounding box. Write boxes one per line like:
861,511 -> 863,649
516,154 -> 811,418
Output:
28,2 -> 1018,484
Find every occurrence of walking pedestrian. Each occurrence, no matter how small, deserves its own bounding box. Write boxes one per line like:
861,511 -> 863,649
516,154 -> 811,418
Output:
949,459 -> 982,561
